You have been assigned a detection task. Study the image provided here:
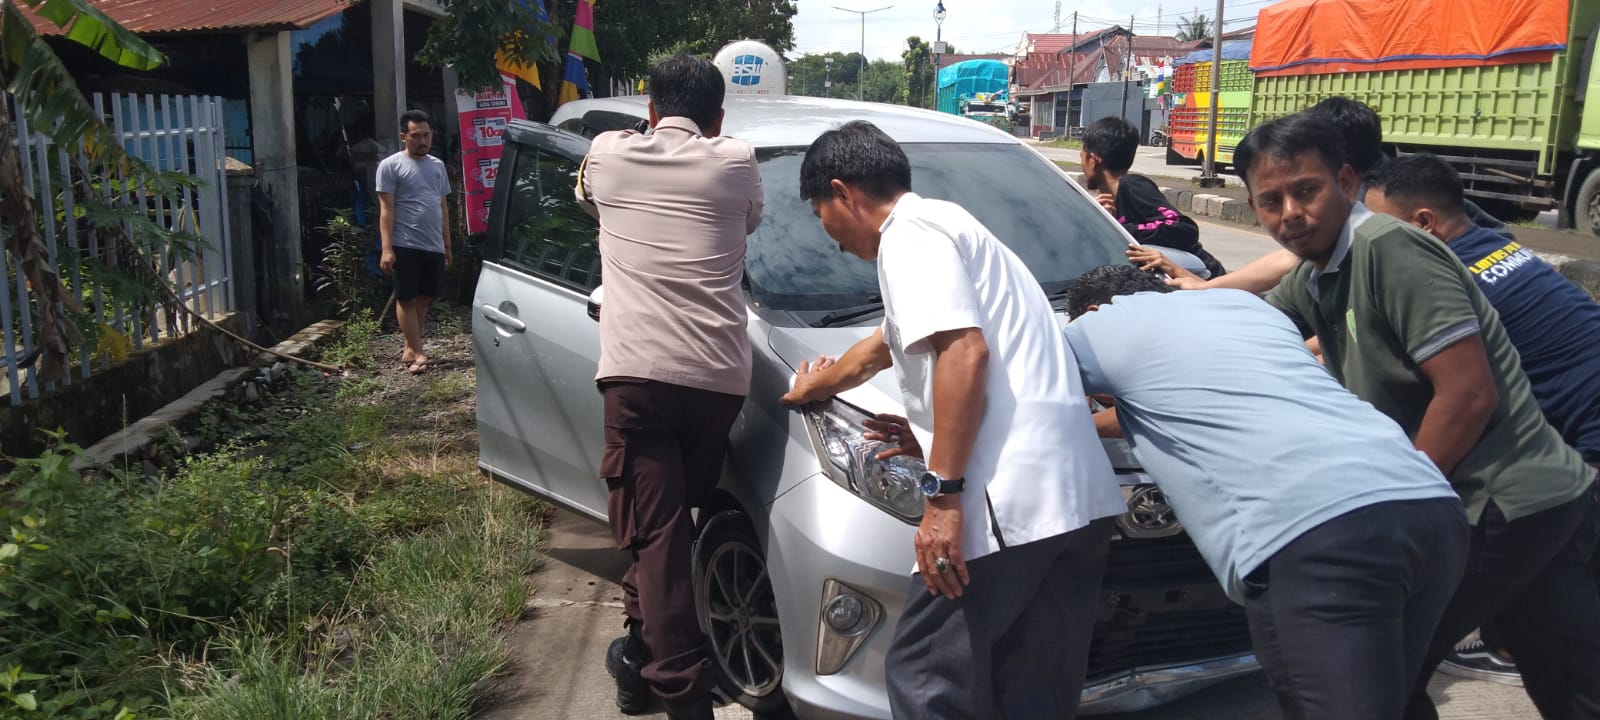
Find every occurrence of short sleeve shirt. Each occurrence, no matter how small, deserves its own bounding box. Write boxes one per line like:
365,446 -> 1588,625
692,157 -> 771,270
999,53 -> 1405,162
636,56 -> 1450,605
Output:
376,151 -> 450,253
1447,226 -> 1600,463
1266,205 -> 1593,523
1063,290 -> 1458,602
876,193 -> 1125,566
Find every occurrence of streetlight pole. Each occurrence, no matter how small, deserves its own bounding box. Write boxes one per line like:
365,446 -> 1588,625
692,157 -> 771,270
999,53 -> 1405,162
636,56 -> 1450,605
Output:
934,2 -> 946,111
1200,0 -> 1225,186
825,56 -> 834,97
834,5 -> 895,101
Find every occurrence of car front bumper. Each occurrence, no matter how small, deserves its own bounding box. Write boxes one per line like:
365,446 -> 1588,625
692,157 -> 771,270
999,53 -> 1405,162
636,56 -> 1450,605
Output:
761,473 -> 1257,719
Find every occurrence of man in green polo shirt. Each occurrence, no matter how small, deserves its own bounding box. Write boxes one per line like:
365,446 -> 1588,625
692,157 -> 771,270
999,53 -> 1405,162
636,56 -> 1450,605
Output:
1237,112 -> 1600,720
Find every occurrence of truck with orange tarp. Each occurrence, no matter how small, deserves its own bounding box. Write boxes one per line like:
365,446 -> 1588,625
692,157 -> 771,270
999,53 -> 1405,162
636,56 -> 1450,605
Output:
1248,0 -> 1600,235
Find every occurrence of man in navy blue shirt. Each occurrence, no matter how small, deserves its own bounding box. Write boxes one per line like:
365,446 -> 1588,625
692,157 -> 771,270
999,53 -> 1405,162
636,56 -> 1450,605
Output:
1364,154 -> 1600,469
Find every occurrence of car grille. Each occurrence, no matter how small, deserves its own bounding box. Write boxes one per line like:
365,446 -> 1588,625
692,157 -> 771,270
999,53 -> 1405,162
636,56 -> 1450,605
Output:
1085,532 -> 1253,680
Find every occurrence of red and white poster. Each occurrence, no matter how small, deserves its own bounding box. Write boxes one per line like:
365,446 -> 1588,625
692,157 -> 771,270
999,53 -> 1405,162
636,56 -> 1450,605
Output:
457,72 -> 526,235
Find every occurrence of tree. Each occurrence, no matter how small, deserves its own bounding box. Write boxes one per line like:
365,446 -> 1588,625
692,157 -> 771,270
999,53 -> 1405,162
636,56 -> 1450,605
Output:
786,52 -> 864,98
1175,14 -> 1212,43
1,0 -> 207,382
903,36 -> 934,109
859,59 -> 907,105
418,0 -> 562,93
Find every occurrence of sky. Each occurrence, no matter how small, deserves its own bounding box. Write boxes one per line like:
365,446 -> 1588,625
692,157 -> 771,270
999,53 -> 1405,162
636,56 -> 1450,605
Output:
789,0 -> 1278,61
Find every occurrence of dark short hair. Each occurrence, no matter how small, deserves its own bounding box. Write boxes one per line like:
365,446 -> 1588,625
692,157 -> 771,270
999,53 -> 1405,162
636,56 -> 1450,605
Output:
649,54 -> 725,131
1235,112 -> 1348,189
1366,153 -> 1467,216
1081,116 -> 1139,173
1065,264 -> 1174,319
799,120 -> 912,202
400,109 -> 432,133
1305,96 -> 1383,174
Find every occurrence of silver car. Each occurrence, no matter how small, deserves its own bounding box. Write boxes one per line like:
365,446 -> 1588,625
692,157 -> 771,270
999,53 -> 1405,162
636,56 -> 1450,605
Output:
473,95 -> 1257,719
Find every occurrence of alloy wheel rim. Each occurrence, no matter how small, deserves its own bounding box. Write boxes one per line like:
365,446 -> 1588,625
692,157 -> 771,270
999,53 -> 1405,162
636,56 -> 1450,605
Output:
703,541 -> 783,697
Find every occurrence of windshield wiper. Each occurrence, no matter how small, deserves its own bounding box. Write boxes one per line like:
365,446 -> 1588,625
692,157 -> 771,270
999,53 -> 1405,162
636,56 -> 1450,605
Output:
813,297 -> 884,328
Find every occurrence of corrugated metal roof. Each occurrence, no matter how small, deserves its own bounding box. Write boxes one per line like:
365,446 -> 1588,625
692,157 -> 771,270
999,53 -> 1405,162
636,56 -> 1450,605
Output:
27,0 -> 358,36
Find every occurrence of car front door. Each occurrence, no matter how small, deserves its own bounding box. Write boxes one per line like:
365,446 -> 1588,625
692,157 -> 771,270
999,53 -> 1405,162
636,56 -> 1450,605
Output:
474,122 -> 611,521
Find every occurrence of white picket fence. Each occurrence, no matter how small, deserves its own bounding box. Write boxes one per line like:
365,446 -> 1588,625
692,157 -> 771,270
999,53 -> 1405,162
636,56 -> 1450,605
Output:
1,92 -> 234,406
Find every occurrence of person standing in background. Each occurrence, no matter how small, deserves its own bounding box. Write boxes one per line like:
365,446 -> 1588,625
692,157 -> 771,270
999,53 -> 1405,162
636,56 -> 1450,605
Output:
377,110 -> 452,374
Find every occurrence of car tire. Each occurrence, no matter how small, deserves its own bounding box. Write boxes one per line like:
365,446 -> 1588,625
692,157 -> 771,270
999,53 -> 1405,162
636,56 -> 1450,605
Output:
693,510 -> 790,716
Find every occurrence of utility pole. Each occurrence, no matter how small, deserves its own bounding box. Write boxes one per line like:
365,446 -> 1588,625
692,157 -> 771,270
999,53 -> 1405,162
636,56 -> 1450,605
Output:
934,2 -> 946,111
825,56 -> 834,97
1066,11 -> 1077,130
1054,1 -> 1061,31
1200,0 -> 1225,186
1121,14 -> 1134,124
1157,5 -> 1164,37
835,5 -> 895,102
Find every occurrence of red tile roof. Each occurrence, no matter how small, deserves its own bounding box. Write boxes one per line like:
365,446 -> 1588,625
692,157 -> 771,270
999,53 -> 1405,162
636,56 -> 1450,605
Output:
26,0 -> 357,36
1023,33 -> 1081,54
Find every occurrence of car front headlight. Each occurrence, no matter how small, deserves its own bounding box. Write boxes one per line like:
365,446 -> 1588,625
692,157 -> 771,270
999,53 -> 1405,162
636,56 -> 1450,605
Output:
802,400 -> 925,523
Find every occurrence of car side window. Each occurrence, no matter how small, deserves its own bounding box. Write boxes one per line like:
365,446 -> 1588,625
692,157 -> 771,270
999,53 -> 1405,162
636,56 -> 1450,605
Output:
501,144 -> 601,291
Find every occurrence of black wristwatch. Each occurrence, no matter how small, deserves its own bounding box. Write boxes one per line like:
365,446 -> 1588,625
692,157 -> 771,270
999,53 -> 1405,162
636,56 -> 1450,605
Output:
920,471 -> 966,498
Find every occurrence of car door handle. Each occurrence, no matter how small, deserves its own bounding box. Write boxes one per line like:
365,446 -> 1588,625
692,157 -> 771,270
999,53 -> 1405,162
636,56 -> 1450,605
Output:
480,304 -> 526,333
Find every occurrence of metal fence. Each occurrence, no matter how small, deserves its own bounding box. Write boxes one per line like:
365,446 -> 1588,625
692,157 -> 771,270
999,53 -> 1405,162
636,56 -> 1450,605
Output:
2,92 -> 234,406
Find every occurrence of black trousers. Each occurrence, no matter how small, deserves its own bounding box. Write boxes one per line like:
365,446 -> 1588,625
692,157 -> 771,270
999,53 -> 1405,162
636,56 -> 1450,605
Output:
885,517 -> 1115,720
1405,482 -> 1600,720
1243,498 -> 1469,720
599,378 -> 744,706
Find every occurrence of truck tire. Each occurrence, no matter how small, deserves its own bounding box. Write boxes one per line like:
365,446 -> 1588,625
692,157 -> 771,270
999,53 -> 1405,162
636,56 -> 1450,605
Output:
1577,168 -> 1600,237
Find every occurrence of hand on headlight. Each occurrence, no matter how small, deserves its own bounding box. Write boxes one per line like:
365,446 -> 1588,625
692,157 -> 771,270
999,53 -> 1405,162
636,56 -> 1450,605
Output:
862,413 -> 922,461
781,355 -> 837,406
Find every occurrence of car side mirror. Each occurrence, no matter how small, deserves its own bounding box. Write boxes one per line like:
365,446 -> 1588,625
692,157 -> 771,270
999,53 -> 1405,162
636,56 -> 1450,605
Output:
587,284 -> 603,322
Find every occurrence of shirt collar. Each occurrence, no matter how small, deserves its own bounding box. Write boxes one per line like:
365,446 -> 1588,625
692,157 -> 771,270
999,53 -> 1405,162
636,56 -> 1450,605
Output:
878,192 -> 922,234
1306,201 -> 1374,297
653,116 -> 705,136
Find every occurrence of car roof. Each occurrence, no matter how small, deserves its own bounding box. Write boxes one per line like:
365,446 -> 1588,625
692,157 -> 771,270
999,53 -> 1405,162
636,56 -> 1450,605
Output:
548,94 -> 1018,149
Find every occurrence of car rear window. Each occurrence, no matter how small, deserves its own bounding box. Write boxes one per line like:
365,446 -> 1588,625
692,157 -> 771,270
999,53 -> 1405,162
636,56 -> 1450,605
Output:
746,143 -> 1130,311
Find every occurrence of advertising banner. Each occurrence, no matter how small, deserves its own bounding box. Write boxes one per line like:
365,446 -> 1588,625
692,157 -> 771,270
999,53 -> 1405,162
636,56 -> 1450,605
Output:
456,72 -> 526,235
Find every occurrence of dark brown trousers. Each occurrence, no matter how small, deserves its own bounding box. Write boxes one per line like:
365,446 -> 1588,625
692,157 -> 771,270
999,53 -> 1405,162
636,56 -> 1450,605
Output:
600,378 -> 744,705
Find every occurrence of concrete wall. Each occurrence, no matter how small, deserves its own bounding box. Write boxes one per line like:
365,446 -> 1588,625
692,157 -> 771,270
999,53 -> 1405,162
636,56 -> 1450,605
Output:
0,313 -> 250,458
1081,81 -> 1147,138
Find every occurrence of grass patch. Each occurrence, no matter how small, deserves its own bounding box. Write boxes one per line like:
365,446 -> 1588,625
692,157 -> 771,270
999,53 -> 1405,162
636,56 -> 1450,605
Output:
321,314 -> 381,369
1,307 -> 531,719
1044,137 -> 1081,150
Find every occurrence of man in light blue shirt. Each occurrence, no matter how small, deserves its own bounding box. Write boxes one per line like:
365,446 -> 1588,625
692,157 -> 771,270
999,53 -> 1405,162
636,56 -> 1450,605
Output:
1061,264 -> 1469,720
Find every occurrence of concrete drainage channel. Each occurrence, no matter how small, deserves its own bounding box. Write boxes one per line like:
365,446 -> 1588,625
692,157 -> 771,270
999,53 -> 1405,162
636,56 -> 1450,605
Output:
73,319 -> 346,473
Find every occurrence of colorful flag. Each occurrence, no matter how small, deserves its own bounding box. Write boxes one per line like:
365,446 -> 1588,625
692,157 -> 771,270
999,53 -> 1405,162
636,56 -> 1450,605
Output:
557,0 -> 598,106
570,0 -> 600,62
496,0 -> 548,89
557,52 -> 592,106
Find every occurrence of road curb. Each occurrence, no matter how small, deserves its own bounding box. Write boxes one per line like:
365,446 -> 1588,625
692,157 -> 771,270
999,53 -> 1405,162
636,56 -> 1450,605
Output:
1561,259 -> 1600,301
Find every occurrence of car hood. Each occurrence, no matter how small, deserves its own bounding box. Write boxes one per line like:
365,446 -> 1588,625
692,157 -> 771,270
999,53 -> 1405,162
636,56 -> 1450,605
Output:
767,320 -> 1146,474
768,324 -> 905,415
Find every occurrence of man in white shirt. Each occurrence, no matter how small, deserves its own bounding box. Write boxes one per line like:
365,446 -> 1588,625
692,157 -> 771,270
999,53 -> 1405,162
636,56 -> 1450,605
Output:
785,121 -> 1126,718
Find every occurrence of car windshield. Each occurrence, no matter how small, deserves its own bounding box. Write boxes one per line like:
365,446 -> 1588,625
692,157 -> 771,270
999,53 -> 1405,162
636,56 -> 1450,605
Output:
746,143 -> 1131,311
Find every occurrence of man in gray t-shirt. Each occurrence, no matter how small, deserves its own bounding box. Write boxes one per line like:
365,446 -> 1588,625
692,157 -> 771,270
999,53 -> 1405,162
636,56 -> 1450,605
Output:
1062,265 -> 1468,720
377,110 -> 452,373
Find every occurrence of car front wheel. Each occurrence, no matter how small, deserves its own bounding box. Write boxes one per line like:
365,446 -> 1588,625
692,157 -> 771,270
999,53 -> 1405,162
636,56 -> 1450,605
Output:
694,510 -> 791,717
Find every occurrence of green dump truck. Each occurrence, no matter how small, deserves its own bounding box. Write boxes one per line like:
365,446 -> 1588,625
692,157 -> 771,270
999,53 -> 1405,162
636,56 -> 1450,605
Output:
1248,0 -> 1600,235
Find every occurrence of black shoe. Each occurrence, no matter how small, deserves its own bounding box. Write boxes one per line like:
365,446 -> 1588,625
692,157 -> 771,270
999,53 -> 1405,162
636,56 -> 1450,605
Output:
1439,637 -> 1523,687
604,623 -> 652,714
664,696 -> 715,720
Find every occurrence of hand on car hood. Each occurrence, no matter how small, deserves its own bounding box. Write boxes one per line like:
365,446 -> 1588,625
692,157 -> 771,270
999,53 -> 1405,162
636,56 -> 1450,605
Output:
768,325 -> 906,415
